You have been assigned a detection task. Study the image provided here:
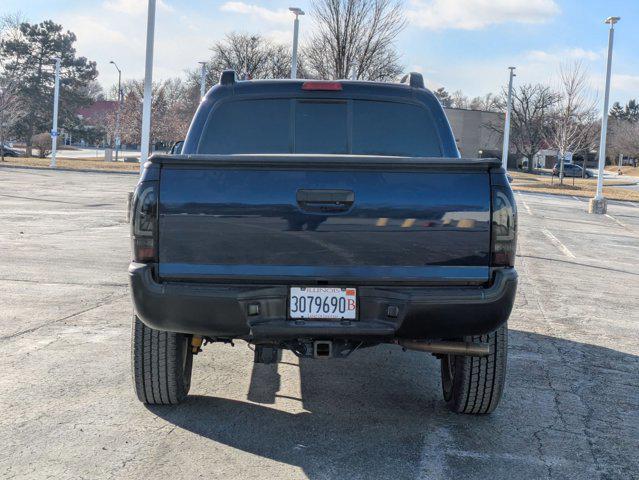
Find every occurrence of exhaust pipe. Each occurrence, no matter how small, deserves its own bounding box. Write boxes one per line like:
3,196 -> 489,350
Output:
395,340 -> 490,357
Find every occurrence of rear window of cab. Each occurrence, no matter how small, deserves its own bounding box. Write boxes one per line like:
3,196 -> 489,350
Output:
198,98 -> 442,157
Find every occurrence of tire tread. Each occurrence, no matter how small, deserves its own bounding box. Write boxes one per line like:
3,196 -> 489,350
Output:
442,324 -> 508,414
131,316 -> 192,405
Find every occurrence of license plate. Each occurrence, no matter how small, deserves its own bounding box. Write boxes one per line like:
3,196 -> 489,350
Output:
289,287 -> 357,320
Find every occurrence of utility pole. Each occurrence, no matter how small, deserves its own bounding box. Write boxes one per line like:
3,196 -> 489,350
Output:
50,57 -> 61,168
590,16 -> 620,214
501,66 -> 516,172
110,61 -> 122,162
289,7 -> 304,79
140,0 -> 156,173
198,61 -> 207,99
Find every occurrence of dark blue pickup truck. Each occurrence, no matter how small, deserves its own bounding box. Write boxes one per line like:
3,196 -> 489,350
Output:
129,71 -> 517,414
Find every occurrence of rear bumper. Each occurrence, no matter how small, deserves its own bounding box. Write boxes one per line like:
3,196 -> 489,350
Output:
129,264 -> 517,340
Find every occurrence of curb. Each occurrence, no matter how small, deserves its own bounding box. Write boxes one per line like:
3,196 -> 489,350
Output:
0,163 -> 139,175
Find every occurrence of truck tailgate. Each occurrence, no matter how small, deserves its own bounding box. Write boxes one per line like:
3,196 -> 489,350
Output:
156,155 -> 496,285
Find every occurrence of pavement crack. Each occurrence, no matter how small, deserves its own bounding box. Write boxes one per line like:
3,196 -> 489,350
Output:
0,293 -> 128,342
0,277 -> 127,287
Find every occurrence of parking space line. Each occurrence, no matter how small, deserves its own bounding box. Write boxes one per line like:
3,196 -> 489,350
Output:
518,195 -> 533,216
542,228 -> 576,259
605,214 -> 628,230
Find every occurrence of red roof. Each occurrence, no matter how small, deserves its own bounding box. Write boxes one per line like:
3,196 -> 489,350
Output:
77,101 -> 118,124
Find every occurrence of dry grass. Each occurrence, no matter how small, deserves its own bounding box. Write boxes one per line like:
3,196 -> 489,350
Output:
0,156 -> 139,172
510,170 -> 639,202
509,170 -> 636,187
605,166 -> 639,177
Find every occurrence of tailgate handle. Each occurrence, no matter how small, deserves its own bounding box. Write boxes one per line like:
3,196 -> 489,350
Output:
297,189 -> 354,213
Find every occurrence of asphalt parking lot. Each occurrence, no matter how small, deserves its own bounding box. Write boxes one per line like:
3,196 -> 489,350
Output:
1,166 -> 638,480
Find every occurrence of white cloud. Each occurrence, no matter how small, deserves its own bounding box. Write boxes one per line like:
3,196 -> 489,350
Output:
220,2 -> 291,24
526,48 -> 600,63
264,29 -> 293,45
66,15 -> 129,48
612,74 -> 639,93
407,0 -> 560,30
103,0 -> 174,15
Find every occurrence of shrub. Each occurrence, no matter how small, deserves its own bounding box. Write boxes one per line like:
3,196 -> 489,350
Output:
31,133 -> 52,158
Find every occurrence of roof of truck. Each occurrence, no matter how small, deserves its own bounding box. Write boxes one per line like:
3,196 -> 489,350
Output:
205,70 -> 434,101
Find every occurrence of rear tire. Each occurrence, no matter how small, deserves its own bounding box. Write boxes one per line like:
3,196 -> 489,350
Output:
440,323 -> 507,414
131,315 -> 193,405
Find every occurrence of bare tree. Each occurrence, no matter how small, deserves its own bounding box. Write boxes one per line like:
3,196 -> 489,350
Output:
546,62 -> 599,182
469,93 -> 504,112
449,90 -> 469,109
0,12 -> 25,160
0,74 -> 22,161
608,119 -> 639,166
114,78 -> 197,149
202,32 -> 296,83
304,0 -> 405,81
488,84 -> 559,172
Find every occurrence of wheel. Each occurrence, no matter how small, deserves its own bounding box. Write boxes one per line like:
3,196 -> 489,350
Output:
440,324 -> 508,414
131,315 -> 193,405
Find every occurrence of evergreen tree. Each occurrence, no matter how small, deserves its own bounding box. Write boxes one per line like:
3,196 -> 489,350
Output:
610,101 -> 625,119
434,87 -> 453,107
0,20 -> 98,154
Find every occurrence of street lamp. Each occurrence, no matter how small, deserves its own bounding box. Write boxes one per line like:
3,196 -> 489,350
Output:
501,67 -> 516,172
140,0 -> 156,173
50,57 -> 61,168
590,16 -> 620,214
289,7 -> 304,79
109,60 -> 122,162
198,61 -> 207,99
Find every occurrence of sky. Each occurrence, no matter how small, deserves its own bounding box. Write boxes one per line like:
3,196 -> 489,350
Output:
2,0 -> 638,105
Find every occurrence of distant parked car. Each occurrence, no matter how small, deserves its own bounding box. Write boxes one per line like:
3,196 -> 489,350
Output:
552,163 -> 592,178
0,145 -> 21,157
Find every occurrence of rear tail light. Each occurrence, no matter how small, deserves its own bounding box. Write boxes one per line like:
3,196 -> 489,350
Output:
491,186 -> 517,267
302,81 -> 342,91
131,183 -> 158,263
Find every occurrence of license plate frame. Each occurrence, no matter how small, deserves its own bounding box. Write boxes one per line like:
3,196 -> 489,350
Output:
288,286 -> 358,320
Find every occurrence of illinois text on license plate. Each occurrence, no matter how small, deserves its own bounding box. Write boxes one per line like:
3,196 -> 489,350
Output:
289,287 -> 357,320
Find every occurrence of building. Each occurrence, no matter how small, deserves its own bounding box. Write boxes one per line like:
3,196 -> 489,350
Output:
443,107 -> 504,160
74,100 -> 118,146
76,100 -> 118,126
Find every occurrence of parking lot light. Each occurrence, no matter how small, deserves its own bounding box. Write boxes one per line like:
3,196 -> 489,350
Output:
109,61 -> 122,162
50,57 -> 61,168
198,61 -> 207,99
140,0 -> 156,173
501,67 -> 516,172
590,16 -> 620,214
289,7 -> 305,79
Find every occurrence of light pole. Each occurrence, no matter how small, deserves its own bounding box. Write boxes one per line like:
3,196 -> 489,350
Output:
501,66 -> 516,172
289,7 -> 304,79
590,16 -> 620,214
140,0 -> 156,173
50,57 -> 61,168
109,60 -> 122,162
198,61 -> 207,99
